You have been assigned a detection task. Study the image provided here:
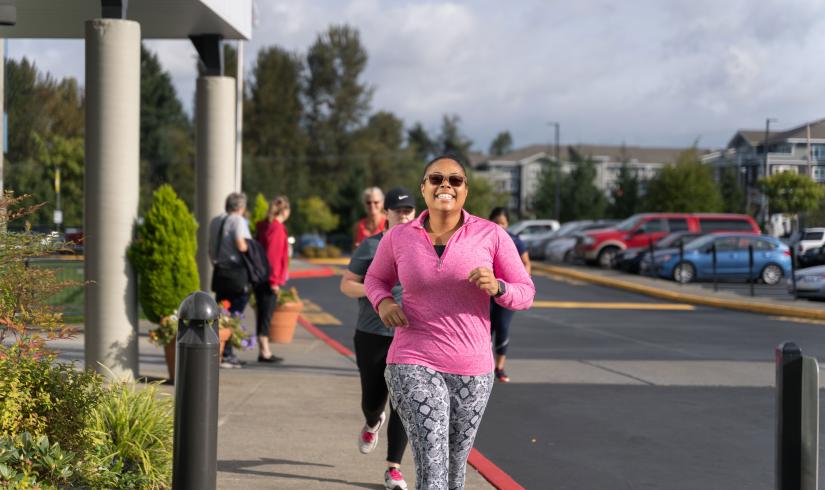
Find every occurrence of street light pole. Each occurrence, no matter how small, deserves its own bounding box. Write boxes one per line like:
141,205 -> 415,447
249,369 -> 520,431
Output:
762,117 -> 777,227
548,122 -> 560,221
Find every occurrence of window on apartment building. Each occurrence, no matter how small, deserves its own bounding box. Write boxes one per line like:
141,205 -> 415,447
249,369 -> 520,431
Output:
813,145 -> 825,160
768,143 -> 792,154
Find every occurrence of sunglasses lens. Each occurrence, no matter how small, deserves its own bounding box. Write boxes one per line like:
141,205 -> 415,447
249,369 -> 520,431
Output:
427,175 -> 445,186
448,176 -> 464,187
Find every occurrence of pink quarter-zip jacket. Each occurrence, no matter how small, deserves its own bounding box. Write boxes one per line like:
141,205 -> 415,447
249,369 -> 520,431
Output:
365,209 -> 535,375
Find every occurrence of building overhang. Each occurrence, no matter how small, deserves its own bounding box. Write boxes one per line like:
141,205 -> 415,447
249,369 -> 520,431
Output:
0,0 -> 251,40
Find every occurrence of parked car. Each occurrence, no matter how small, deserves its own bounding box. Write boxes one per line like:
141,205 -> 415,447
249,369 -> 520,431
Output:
297,233 -> 325,252
789,264 -> 825,300
575,213 -> 761,268
795,228 -> 825,255
528,220 -> 598,259
64,227 -> 84,254
541,221 -> 619,262
798,244 -> 825,268
508,219 -> 560,244
615,231 -> 704,274
647,234 -> 790,285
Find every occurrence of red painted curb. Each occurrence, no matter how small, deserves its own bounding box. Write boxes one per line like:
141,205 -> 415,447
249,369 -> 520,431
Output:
290,267 -> 336,279
297,316 -> 354,358
468,448 -> 525,490
297,315 -> 523,490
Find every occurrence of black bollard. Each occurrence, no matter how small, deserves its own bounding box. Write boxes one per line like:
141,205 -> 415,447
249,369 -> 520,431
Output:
775,342 -> 819,490
647,237 -> 655,277
790,247 -> 797,300
749,244 -> 755,297
712,242 -> 718,292
173,291 -> 220,490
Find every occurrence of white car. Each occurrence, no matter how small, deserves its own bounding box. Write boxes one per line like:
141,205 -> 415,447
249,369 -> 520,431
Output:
796,228 -> 825,255
508,219 -> 560,246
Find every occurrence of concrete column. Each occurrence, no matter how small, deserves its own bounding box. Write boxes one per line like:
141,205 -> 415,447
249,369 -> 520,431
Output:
84,19 -> 140,379
195,76 -> 236,292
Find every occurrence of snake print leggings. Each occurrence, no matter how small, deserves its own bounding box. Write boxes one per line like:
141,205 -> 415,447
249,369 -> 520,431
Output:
385,364 -> 494,490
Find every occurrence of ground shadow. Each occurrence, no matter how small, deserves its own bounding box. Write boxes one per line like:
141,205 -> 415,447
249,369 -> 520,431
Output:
217,457 -> 382,489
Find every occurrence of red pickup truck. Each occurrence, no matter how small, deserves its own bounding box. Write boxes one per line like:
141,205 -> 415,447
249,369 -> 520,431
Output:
575,213 -> 760,267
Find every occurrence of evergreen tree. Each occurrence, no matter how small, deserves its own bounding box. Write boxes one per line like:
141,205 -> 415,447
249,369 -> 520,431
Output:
407,122 -> 436,161
560,149 -> 607,221
128,185 -> 199,325
140,45 -> 194,212
304,24 -> 372,206
436,114 -> 472,163
718,166 -> 745,214
608,163 -> 641,219
243,46 -> 308,205
489,131 -> 513,156
644,149 -> 723,212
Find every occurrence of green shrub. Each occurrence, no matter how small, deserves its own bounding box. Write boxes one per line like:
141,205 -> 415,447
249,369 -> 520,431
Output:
128,184 -> 200,324
249,192 -> 268,235
0,432 -> 79,488
84,380 -> 174,489
0,347 -> 104,456
323,245 -> 342,258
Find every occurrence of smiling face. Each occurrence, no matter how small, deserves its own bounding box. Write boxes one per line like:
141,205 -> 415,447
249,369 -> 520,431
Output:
420,158 -> 468,214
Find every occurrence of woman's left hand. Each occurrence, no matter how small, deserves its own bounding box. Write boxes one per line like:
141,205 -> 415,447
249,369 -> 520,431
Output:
468,267 -> 499,296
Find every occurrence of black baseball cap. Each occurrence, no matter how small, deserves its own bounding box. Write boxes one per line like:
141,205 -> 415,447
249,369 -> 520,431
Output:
384,187 -> 416,210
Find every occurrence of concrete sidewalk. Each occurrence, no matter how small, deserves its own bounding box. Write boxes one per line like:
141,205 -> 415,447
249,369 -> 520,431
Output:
52,314 -> 494,489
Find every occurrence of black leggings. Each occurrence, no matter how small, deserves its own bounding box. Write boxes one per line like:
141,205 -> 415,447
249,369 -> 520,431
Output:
353,330 -> 407,464
490,301 -> 515,356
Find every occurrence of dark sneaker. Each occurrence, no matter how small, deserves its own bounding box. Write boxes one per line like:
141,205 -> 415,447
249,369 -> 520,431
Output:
258,354 -> 284,363
384,467 -> 408,490
495,368 -> 510,383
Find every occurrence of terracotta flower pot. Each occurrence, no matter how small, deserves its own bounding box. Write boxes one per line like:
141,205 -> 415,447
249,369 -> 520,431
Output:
164,342 -> 175,383
218,326 -> 232,358
269,301 -> 303,344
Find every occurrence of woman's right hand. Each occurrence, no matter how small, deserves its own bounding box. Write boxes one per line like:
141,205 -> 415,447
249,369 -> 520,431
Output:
378,299 -> 408,328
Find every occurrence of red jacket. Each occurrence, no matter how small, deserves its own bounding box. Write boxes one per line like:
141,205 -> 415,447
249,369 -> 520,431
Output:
256,219 -> 289,287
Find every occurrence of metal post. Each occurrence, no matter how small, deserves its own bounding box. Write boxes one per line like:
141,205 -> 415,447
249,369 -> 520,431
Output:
763,117 -> 777,226
173,291 -> 220,490
791,247 -> 798,300
678,241 -> 684,284
749,244 -> 755,297
712,242 -> 718,292
548,121 -> 561,221
647,237 -> 655,277
775,342 -> 819,490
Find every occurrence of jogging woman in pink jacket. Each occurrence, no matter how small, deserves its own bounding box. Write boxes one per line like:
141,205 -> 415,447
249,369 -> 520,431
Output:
365,154 -> 535,489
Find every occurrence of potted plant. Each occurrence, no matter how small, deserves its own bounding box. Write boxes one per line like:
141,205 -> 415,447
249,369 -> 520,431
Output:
269,287 -> 303,344
148,312 -> 178,381
218,300 -> 253,357
128,184 -> 199,383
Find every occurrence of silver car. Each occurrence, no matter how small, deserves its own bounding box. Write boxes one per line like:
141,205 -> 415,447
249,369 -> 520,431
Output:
789,265 -> 825,299
542,220 -> 619,262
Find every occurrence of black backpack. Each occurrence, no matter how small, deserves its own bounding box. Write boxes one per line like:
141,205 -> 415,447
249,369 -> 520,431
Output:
241,238 -> 271,287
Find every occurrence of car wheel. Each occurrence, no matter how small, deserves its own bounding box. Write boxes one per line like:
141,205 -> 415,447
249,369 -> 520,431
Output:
597,246 -> 620,268
761,264 -> 783,285
672,262 -> 695,284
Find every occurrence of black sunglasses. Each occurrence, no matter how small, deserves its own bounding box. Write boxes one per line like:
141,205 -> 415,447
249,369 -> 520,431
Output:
425,174 -> 466,187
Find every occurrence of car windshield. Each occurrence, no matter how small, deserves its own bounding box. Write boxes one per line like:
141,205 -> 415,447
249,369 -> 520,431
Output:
657,233 -> 700,248
555,221 -> 583,237
614,215 -> 643,232
803,231 -> 824,241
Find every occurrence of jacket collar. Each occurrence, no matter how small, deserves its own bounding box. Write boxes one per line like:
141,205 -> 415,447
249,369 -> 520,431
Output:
412,209 -> 476,229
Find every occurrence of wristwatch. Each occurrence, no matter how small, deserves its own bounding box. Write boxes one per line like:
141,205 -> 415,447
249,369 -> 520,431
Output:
495,279 -> 506,297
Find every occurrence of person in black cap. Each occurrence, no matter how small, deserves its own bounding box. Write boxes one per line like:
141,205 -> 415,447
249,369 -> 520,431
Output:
340,187 -> 416,490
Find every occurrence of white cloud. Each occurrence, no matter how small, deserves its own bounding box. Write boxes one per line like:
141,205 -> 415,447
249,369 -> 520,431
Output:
8,0 -> 825,151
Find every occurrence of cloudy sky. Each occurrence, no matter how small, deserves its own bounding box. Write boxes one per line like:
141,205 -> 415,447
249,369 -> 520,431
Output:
9,0 -> 825,152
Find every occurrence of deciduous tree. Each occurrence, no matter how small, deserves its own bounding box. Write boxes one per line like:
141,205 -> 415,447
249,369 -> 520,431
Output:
644,149 -> 723,212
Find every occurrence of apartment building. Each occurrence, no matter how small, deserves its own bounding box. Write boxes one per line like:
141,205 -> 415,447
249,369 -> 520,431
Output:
474,144 -> 698,216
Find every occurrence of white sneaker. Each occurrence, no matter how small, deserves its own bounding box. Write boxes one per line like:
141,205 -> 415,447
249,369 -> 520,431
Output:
358,411 -> 385,454
384,467 -> 408,490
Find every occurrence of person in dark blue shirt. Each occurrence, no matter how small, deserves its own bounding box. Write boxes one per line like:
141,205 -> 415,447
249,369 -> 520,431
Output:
488,207 -> 531,382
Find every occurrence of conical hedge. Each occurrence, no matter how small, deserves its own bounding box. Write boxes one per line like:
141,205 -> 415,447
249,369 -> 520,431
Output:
128,184 -> 199,324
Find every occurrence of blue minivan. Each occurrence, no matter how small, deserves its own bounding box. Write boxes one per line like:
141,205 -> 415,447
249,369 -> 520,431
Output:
649,233 -> 791,285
